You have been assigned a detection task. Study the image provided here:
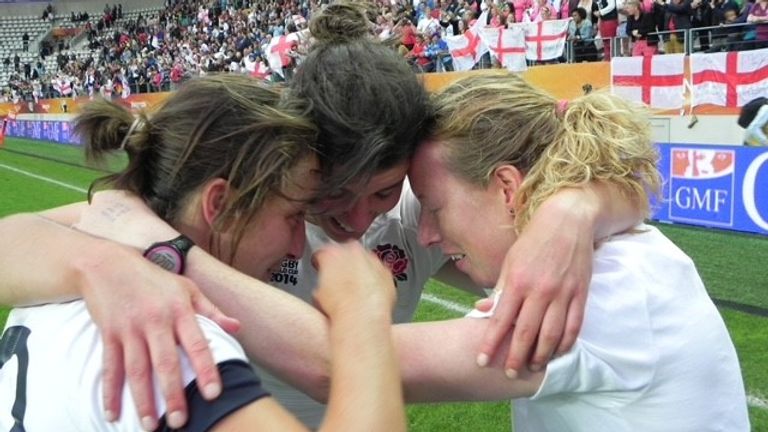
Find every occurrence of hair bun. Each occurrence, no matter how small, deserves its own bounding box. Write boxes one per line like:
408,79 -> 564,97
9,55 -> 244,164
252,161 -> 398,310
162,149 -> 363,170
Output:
309,2 -> 372,44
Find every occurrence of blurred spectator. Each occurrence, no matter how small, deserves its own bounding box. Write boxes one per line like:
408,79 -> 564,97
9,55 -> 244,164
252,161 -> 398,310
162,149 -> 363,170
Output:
407,33 -> 434,71
691,0 -> 713,50
663,0 -> 692,53
427,32 -> 454,70
709,1 -> 747,50
569,7 -> 600,60
739,97 -> 768,146
595,0 -> 619,60
523,0 -> 553,21
746,0 -> 768,48
625,0 -> 660,55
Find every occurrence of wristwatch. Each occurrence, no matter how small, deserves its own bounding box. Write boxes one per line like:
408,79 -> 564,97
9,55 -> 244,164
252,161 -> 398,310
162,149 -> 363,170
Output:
142,234 -> 195,274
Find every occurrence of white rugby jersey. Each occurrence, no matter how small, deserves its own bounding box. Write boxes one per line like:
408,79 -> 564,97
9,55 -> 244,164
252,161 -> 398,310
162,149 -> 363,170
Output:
472,226 -> 749,431
0,301 -> 268,431
259,183 -> 448,428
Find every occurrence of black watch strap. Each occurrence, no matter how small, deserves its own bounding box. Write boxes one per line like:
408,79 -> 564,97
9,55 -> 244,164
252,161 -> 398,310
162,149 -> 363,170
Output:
142,234 -> 195,274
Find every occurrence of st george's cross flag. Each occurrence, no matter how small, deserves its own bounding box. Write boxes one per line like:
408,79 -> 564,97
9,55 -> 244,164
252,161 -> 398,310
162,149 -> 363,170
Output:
690,48 -> 768,107
611,53 -> 686,109
479,25 -> 527,72
521,19 -> 570,62
445,11 -> 490,71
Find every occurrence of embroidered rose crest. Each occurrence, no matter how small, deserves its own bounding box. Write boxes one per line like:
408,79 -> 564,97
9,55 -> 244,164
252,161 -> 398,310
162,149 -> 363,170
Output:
372,244 -> 409,282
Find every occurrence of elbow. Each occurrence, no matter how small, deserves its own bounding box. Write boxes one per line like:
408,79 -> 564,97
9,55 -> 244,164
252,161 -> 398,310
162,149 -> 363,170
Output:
291,359 -> 331,403
303,367 -> 331,403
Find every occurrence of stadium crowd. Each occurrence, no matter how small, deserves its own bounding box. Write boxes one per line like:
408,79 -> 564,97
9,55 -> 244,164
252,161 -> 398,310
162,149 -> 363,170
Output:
0,0 -> 766,102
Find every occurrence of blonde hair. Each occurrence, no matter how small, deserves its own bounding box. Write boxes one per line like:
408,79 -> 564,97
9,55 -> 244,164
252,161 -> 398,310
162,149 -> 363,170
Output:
432,72 -> 660,232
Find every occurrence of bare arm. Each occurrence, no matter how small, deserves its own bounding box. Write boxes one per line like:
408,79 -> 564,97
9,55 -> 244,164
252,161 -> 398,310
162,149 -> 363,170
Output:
182,247 -> 332,401
8,191 -> 547,427
0,210 -> 239,430
0,211 -> 102,306
397,318 -> 543,402
214,243 -> 404,432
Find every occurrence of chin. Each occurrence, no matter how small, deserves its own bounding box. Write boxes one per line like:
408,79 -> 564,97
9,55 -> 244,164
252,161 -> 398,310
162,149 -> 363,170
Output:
467,270 -> 498,289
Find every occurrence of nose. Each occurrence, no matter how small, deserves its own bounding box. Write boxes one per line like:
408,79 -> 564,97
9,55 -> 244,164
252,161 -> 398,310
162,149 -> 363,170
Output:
345,198 -> 378,233
417,211 -> 441,248
287,218 -> 307,258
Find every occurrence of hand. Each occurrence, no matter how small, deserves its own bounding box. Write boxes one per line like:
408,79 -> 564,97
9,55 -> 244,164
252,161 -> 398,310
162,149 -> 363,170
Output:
312,242 -> 396,319
476,189 -> 594,377
74,191 -> 240,429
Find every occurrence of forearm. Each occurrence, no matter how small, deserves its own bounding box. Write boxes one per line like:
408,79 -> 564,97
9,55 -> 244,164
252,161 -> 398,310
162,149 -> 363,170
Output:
321,307 -> 404,432
541,182 -> 643,243
183,248 -> 332,401
0,212 -> 128,306
395,319 -> 543,402
587,181 -> 644,239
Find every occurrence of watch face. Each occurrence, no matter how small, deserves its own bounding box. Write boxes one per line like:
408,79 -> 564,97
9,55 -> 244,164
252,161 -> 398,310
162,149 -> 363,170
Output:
144,245 -> 183,274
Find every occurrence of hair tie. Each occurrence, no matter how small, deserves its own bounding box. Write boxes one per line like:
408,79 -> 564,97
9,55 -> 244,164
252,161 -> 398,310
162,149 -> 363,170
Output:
556,99 -> 569,116
119,117 -> 143,151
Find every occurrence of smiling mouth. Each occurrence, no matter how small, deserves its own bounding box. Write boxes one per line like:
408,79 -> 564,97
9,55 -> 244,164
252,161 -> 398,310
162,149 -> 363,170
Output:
448,254 -> 466,262
330,216 -> 356,234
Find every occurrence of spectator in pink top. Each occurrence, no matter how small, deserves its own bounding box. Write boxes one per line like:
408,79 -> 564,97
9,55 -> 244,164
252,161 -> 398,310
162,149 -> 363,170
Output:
513,0 -> 532,21
747,0 -> 768,48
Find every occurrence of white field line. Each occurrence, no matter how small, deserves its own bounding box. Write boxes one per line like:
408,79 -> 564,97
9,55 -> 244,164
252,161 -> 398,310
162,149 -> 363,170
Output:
3,162 -> 767,413
0,163 -> 88,194
421,292 -> 768,411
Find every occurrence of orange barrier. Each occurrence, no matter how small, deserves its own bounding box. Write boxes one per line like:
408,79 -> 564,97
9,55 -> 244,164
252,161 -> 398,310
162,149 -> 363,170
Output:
422,62 -> 741,115
422,62 -> 611,100
0,92 -> 169,116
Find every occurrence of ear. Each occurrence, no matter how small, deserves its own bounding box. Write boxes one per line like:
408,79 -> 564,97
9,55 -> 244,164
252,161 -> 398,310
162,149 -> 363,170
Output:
199,177 -> 230,229
491,164 -> 524,212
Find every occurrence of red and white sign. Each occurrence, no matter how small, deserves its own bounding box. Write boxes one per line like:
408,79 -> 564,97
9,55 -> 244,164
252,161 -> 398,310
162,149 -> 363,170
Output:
479,25 -> 527,72
690,48 -> 768,107
251,61 -> 271,81
446,12 -> 489,71
56,79 -> 72,96
611,53 -> 685,109
520,19 -> 569,61
672,148 -> 735,179
267,33 -> 300,78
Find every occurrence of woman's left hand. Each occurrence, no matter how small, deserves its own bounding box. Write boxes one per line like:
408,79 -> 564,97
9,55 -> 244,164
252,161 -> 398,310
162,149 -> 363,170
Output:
476,189 -> 595,377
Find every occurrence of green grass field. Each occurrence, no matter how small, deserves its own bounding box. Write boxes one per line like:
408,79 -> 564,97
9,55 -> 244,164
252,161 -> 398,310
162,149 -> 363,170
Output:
1,137 -> 767,431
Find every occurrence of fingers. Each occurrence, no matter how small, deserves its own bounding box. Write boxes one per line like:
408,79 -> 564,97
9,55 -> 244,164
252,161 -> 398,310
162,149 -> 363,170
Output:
177,294 -> 223,401
101,335 -> 125,423
473,297 -> 495,312
190,283 -> 241,334
476,288 -> 522,369
556,289 -> 587,356
144,306 -> 188,429
123,334 -> 159,432
503,296 -> 548,377
528,297 -> 567,372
